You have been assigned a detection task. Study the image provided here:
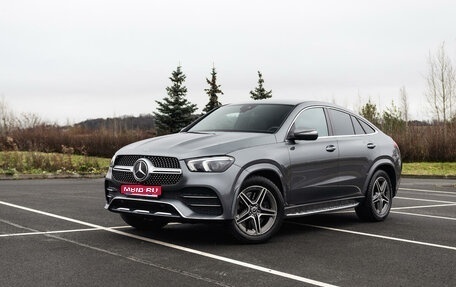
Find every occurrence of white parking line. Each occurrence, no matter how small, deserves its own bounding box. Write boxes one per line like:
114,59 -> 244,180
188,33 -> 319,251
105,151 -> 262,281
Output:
399,188 -> 456,196
395,197 -> 456,204
293,223 -> 456,251
392,203 -> 456,211
0,219 -> 130,237
392,211 -> 456,221
0,227 -> 102,237
0,200 -> 338,287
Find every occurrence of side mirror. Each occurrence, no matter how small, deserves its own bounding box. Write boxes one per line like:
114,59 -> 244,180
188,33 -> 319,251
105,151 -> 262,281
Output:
289,129 -> 318,141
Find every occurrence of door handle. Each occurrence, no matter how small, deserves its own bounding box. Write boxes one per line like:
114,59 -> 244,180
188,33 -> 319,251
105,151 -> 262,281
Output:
326,145 -> 336,152
367,143 -> 376,149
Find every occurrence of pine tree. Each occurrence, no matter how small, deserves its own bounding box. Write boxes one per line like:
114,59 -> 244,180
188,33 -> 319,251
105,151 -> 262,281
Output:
154,66 -> 197,135
203,66 -> 223,113
382,100 -> 405,134
360,99 -> 381,127
250,71 -> 272,100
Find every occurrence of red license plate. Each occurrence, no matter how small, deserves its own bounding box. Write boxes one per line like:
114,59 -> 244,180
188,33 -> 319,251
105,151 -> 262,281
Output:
121,185 -> 162,197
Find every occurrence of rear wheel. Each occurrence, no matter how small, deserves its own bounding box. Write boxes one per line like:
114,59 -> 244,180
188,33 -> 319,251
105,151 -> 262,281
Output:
229,176 -> 284,243
120,213 -> 168,230
356,170 -> 392,221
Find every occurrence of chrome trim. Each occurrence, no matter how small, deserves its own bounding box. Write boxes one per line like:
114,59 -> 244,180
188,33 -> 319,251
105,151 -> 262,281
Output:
134,209 -> 151,214
285,199 -> 360,217
151,167 -> 182,174
154,212 -> 173,216
182,195 -> 219,199
115,207 -> 130,212
189,204 -> 222,207
113,165 -> 133,172
106,196 -> 184,217
111,207 -> 180,218
285,105 -> 378,141
105,196 -> 225,220
113,165 -> 182,175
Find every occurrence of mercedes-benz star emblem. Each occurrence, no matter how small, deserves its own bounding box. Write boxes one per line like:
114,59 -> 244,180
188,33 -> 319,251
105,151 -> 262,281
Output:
132,158 -> 153,182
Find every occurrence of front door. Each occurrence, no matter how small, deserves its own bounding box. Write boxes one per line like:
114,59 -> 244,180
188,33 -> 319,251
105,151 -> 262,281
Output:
288,107 -> 340,204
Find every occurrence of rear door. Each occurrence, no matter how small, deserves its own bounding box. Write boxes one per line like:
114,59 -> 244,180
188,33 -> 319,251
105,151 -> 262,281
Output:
327,108 -> 375,197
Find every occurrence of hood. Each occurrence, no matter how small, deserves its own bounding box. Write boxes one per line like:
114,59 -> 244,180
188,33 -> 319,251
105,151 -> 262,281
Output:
116,132 -> 277,159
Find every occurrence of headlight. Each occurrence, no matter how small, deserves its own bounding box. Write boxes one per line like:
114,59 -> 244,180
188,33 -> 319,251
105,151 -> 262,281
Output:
186,156 -> 234,172
109,155 -> 116,167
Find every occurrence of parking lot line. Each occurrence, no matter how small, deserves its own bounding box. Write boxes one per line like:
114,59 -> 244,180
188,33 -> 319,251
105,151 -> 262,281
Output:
0,227 -> 102,237
293,223 -> 456,251
0,218 -> 129,237
392,203 -> 456,210
0,200 -> 338,287
391,211 -> 456,221
395,197 -> 456,204
399,188 -> 456,196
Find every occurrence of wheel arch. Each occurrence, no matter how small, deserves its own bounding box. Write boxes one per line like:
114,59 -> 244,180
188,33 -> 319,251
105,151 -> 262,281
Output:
364,159 -> 399,197
231,163 -> 287,216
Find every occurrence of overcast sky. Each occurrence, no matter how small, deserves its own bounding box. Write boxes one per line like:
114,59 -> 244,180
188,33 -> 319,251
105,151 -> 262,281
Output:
1,0 -> 456,124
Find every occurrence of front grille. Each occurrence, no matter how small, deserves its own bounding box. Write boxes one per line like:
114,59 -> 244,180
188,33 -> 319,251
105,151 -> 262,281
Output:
115,155 -> 180,168
112,155 -> 182,185
112,170 -> 182,185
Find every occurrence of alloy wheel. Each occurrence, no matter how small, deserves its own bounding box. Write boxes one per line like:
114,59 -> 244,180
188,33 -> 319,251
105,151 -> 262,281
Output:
235,185 -> 278,236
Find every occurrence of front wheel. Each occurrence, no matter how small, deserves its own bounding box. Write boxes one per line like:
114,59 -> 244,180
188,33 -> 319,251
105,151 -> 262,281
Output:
229,176 -> 284,243
120,213 -> 168,230
356,170 -> 393,222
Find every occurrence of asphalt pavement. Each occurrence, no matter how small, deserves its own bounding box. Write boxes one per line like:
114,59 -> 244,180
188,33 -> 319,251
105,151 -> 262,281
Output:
0,178 -> 455,287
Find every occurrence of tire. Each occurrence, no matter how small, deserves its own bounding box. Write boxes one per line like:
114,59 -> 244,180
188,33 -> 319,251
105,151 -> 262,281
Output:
356,170 -> 393,222
229,176 -> 284,243
120,213 -> 168,230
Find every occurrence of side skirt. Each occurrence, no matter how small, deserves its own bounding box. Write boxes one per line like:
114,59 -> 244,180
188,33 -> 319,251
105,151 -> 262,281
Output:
284,197 -> 362,217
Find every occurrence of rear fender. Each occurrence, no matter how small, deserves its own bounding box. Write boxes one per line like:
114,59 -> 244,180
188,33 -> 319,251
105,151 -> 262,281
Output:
363,159 -> 399,197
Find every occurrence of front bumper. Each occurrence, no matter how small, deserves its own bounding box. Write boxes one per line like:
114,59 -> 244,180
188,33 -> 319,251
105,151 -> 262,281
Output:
104,162 -> 241,221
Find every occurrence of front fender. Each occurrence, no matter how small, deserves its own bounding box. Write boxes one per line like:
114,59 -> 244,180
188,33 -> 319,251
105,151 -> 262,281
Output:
230,162 -> 287,217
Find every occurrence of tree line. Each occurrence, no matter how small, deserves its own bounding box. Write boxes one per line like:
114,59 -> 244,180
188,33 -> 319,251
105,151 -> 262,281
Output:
1,42 -> 455,161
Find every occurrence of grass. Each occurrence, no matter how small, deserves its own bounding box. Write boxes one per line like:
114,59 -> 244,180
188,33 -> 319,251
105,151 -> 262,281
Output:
402,162 -> 456,177
0,151 -> 455,178
0,151 -> 110,177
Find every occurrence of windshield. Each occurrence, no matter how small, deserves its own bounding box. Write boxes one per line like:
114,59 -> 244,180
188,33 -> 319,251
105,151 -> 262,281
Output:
188,104 -> 294,133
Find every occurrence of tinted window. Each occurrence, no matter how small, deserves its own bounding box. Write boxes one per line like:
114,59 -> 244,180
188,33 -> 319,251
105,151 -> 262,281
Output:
189,104 -> 294,133
294,108 -> 328,137
359,119 -> 376,134
329,109 -> 355,136
351,116 -> 365,134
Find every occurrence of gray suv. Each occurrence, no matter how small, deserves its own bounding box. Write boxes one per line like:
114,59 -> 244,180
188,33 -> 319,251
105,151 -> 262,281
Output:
104,100 -> 402,243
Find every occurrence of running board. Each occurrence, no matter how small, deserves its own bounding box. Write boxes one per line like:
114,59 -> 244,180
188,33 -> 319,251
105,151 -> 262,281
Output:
285,199 -> 360,217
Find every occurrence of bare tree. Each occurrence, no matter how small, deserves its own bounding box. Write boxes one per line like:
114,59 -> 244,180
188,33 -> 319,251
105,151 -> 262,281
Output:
399,86 -> 409,125
425,42 -> 456,124
0,97 -> 15,134
17,112 -> 42,129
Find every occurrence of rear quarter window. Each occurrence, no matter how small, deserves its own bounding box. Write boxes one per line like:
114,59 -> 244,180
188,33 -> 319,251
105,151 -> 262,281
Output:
351,116 -> 366,134
358,119 -> 376,134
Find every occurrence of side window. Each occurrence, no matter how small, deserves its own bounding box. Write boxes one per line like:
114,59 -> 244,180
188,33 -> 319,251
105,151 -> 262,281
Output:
329,109 -> 355,136
351,116 -> 365,134
294,108 -> 329,137
359,119 -> 376,134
